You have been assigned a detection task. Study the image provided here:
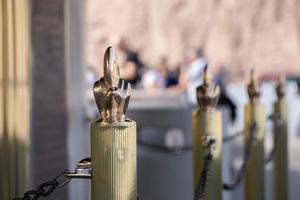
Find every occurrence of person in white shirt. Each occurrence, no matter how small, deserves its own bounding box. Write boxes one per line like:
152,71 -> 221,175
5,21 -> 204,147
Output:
177,48 -> 208,104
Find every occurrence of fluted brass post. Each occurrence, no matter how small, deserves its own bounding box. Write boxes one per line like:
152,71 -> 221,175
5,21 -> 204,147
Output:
244,69 -> 265,200
192,66 -> 222,200
273,78 -> 288,200
91,47 -> 137,200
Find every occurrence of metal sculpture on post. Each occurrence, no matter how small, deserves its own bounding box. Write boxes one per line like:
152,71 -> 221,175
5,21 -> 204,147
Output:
273,78 -> 288,200
244,69 -> 265,200
91,47 -> 137,200
13,47 -> 137,200
192,66 -> 222,200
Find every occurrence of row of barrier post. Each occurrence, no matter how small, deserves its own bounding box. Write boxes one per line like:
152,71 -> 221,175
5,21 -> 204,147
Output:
192,67 -> 222,200
192,68 -> 288,200
243,70 -> 264,200
273,78 -> 288,200
13,47 -> 289,200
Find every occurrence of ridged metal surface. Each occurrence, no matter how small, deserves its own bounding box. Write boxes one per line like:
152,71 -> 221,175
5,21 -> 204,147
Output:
192,111 -> 222,200
91,121 -> 136,200
244,103 -> 265,200
273,99 -> 288,200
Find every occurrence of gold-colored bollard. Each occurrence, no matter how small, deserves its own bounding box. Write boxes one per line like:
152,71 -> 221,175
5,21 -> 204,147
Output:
192,67 -> 222,200
244,70 -> 265,200
273,79 -> 288,200
91,47 -> 137,200
91,122 -> 136,200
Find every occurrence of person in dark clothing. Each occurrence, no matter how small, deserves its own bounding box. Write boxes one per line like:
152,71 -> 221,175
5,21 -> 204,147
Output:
214,66 -> 237,122
158,57 -> 179,88
116,38 -> 144,87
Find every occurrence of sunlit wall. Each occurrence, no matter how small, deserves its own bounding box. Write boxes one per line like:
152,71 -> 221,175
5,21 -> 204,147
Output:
86,0 -> 300,77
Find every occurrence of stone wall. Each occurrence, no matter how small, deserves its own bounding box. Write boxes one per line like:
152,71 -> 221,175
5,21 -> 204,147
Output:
31,0 -> 68,199
86,0 -> 300,78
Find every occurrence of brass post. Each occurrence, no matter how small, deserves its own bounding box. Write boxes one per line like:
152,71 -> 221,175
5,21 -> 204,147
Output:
192,66 -> 222,200
273,78 -> 288,200
244,69 -> 265,200
91,47 -> 137,200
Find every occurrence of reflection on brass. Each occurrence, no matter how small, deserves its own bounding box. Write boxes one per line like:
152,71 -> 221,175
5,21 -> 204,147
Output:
276,77 -> 285,99
91,122 -> 137,200
247,69 -> 260,103
192,104 -> 222,200
273,77 -> 288,200
244,71 -> 265,200
244,104 -> 265,200
93,47 -> 132,123
196,65 -> 220,112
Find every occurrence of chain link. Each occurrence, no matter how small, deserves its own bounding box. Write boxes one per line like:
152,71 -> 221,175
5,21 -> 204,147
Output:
13,170 -> 72,200
265,114 -> 283,164
223,122 -> 257,190
137,140 -> 193,154
222,130 -> 243,142
194,137 -> 216,200
138,129 -> 244,154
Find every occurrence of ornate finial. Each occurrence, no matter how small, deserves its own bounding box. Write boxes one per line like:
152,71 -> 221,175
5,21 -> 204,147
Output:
93,47 -> 132,123
103,47 -> 120,88
196,65 -> 220,112
247,69 -> 260,103
276,76 -> 285,99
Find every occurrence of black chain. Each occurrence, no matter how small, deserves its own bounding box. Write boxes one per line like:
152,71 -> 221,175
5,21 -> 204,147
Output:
137,140 -> 192,154
223,122 -> 257,191
222,130 -> 243,142
13,170 -> 72,200
138,129 -> 244,154
265,114 -> 282,164
194,137 -> 216,200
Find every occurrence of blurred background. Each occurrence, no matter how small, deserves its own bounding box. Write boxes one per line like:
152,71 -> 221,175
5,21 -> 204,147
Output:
1,0 -> 300,200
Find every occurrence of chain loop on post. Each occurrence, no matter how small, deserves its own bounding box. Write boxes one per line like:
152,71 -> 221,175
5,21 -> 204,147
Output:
223,122 -> 257,191
265,114 -> 283,164
194,136 -> 216,200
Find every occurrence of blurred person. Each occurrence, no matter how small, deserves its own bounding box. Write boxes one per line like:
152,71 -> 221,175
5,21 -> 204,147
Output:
214,66 -> 237,122
142,69 -> 166,91
142,57 -> 180,91
112,36 -> 145,87
141,57 -> 168,91
176,48 -> 208,103
159,57 -> 179,88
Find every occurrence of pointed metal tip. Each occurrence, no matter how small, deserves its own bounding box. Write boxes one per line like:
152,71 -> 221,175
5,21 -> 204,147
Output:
249,68 -> 256,85
276,75 -> 286,99
127,83 -> 132,96
247,68 -> 260,101
202,64 -> 209,84
104,46 -> 118,67
105,46 -> 116,57
103,47 -> 120,87
204,64 -> 208,73
250,68 -> 255,77
120,79 -> 125,92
